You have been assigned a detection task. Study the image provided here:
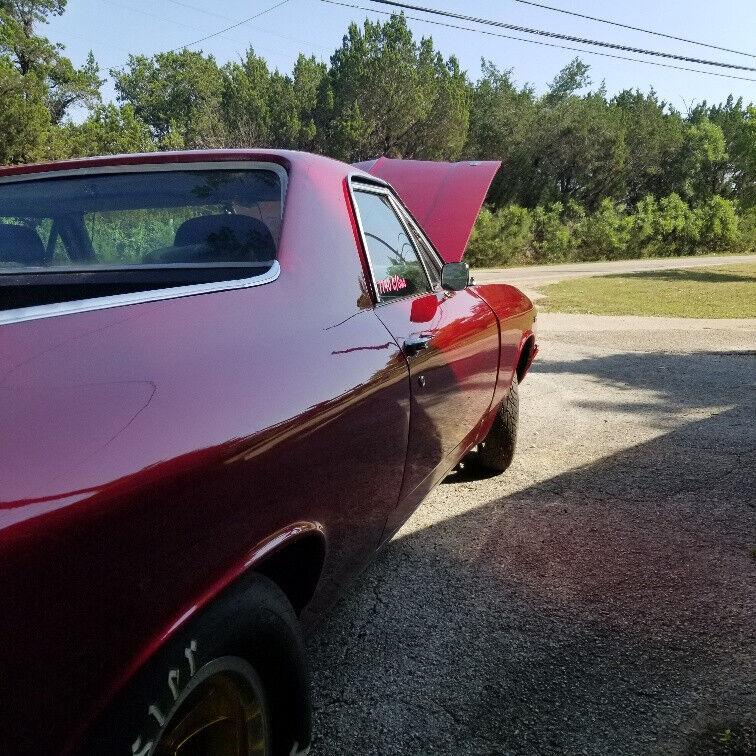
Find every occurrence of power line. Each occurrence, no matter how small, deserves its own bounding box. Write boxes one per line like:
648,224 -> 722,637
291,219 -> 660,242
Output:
103,0 -> 238,39
362,0 -> 756,72
168,0 -> 293,52
165,0 -> 235,22
321,0 -> 756,83
164,0 -> 329,52
511,0 -> 755,59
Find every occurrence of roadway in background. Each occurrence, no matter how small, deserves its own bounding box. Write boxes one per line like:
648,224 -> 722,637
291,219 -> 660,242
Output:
473,253 -> 756,298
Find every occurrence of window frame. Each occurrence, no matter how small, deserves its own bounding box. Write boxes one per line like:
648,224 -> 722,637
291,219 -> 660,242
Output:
0,161 -> 287,327
391,201 -> 445,288
348,178 -> 434,306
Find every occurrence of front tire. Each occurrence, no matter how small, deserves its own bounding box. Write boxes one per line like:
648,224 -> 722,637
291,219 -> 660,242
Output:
81,574 -> 311,756
477,372 -> 519,474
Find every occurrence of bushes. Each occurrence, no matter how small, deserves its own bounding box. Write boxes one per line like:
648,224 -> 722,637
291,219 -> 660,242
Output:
468,194 -> 753,266
580,199 -> 632,261
699,195 -> 740,252
466,204 -> 532,267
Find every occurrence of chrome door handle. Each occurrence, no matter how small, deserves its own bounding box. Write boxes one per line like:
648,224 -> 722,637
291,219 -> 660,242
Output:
403,335 -> 432,356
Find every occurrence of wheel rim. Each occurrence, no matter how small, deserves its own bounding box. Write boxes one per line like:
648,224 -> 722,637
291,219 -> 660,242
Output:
153,670 -> 268,756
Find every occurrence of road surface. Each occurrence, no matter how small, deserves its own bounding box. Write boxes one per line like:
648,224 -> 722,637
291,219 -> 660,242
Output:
473,254 -> 756,299
307,311 -> 756,755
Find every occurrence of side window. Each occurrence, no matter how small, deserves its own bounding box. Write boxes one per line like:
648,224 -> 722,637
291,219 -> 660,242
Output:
353,188 -> 430,301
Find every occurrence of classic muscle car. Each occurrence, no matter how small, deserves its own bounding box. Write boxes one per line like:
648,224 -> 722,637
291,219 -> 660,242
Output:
0,150 -> 537,755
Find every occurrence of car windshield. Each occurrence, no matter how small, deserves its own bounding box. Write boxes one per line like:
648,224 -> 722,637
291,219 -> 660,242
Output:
0,168 -> 282,271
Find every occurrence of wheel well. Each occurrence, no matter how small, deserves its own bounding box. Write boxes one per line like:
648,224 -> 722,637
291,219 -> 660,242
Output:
254,534 -> 326,616
516,335 -> 535,382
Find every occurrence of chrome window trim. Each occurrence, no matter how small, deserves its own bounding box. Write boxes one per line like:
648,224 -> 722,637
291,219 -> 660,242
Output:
0,161 -> 286,327
0,161 -> 289,205
391,202 -> 444,280
347,177 -> 432,306
0,261 -> 281,327
386,196 -> 439,287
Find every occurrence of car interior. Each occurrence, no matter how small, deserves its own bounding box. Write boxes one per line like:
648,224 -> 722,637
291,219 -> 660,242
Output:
0,168 -> 281,312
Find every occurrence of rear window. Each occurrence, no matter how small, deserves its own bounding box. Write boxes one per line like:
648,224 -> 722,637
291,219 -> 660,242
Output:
0,167 -> 283,313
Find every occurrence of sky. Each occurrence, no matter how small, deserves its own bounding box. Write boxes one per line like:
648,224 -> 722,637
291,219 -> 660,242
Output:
46,0 -> 756,114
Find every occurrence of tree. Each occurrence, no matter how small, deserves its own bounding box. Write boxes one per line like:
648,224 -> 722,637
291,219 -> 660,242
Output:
321,14 -> 469,161
681,118 -> 728,201
0,56 -> 52,163
700,97 -> 756,208
220,47 -> 271,147
544,57 -> 590,105
534,86 -> 626,209
59,103 -> 155,157
112,49 -> 223,147
465,61 -> 537,205
0,0 -> 101,123
611,89 -> 686,204
291,54 -> 327,150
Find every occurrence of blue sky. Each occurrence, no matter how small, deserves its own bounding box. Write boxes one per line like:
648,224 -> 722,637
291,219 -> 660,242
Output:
47,0 -> 756,113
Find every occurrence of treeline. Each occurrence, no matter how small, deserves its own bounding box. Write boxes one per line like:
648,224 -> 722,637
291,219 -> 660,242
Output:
1,1 -> 754,263
467,193 -> 755,267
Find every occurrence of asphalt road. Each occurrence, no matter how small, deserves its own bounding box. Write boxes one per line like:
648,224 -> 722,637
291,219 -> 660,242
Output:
473,254 -> 756,299
306,312 -> 756,755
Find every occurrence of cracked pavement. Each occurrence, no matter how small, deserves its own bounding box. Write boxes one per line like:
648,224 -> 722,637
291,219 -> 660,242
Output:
306,312 -> 756,755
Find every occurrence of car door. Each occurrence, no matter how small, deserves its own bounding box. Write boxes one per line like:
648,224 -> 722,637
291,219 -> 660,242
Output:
351,183 -> 500,538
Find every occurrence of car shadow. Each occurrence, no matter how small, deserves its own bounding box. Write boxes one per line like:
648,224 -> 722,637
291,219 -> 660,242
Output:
307,348 -> 756,755
600,268 -> 754,285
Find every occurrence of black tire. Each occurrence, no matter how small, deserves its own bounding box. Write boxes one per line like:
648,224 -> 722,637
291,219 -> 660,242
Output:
80,573 -> 312,756
477,372 -> 519,474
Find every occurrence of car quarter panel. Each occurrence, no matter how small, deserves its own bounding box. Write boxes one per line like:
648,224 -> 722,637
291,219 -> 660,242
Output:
0,153 -> 410,753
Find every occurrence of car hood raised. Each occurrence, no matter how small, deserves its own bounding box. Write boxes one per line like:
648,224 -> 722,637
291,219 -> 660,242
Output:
354,157 -> 501,263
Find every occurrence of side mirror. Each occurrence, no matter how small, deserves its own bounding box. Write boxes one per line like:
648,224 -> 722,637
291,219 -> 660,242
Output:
441,262 -> 470,291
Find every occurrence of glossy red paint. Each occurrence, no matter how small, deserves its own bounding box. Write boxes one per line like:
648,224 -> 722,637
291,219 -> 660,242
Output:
0,150 -> 535,754
354,157 -> 501,263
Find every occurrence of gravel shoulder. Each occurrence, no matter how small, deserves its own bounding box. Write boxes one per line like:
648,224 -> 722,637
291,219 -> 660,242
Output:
307,312 -> 756,755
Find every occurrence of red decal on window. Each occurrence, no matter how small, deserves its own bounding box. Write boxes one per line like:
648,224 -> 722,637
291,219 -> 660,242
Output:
376,275 -> 407,295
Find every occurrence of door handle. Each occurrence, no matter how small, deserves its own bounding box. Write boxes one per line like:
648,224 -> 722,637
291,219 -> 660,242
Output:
403,334 -> 432,356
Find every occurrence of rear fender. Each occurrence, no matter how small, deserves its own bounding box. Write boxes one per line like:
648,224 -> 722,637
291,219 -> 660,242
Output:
69,521 -> 326,754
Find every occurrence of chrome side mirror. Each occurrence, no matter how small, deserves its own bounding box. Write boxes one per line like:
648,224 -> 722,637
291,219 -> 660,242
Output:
441,262 -> 470,291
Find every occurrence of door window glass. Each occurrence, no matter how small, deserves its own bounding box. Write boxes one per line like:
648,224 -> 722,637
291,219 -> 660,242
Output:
353,189 -> 430,301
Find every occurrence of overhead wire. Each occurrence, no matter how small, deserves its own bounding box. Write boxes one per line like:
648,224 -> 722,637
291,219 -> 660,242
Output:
168,0 -> 293,52
360,0 -> 756,72
163,0 -> 329,52
511,0 -> 755,59
320,0 -> 756,82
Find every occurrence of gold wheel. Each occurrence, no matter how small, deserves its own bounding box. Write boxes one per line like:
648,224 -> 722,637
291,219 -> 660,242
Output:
154,668 -> 269,756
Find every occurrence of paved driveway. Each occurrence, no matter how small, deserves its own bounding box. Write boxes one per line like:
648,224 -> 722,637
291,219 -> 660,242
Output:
307,313 -> 756,755
473,254 -> 756,299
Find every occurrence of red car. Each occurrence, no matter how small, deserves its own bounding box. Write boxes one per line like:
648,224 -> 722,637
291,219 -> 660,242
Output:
0,150 -> 537,755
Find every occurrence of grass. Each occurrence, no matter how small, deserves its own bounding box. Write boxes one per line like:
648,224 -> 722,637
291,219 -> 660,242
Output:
539,263 -> 756,318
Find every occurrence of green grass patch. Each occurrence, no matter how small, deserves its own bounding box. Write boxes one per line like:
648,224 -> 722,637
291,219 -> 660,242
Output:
539,263 -> 756,318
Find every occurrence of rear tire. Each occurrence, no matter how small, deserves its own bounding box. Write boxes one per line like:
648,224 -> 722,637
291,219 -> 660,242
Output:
477,373 -> 519,474
81,574 -> 311,756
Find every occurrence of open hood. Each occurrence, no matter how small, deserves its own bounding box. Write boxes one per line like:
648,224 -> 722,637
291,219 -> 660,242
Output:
354,157 -> 501,263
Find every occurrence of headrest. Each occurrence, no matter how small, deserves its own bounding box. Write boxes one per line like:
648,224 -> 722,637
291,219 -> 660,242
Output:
174,214 -> 276,262
0,224 -> 45,267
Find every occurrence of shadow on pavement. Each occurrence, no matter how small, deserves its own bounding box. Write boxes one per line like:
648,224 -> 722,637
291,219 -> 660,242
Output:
307,349 -> 756,755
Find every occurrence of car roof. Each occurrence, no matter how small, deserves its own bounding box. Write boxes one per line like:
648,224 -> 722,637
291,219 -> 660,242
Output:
0,149 -> 366,181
